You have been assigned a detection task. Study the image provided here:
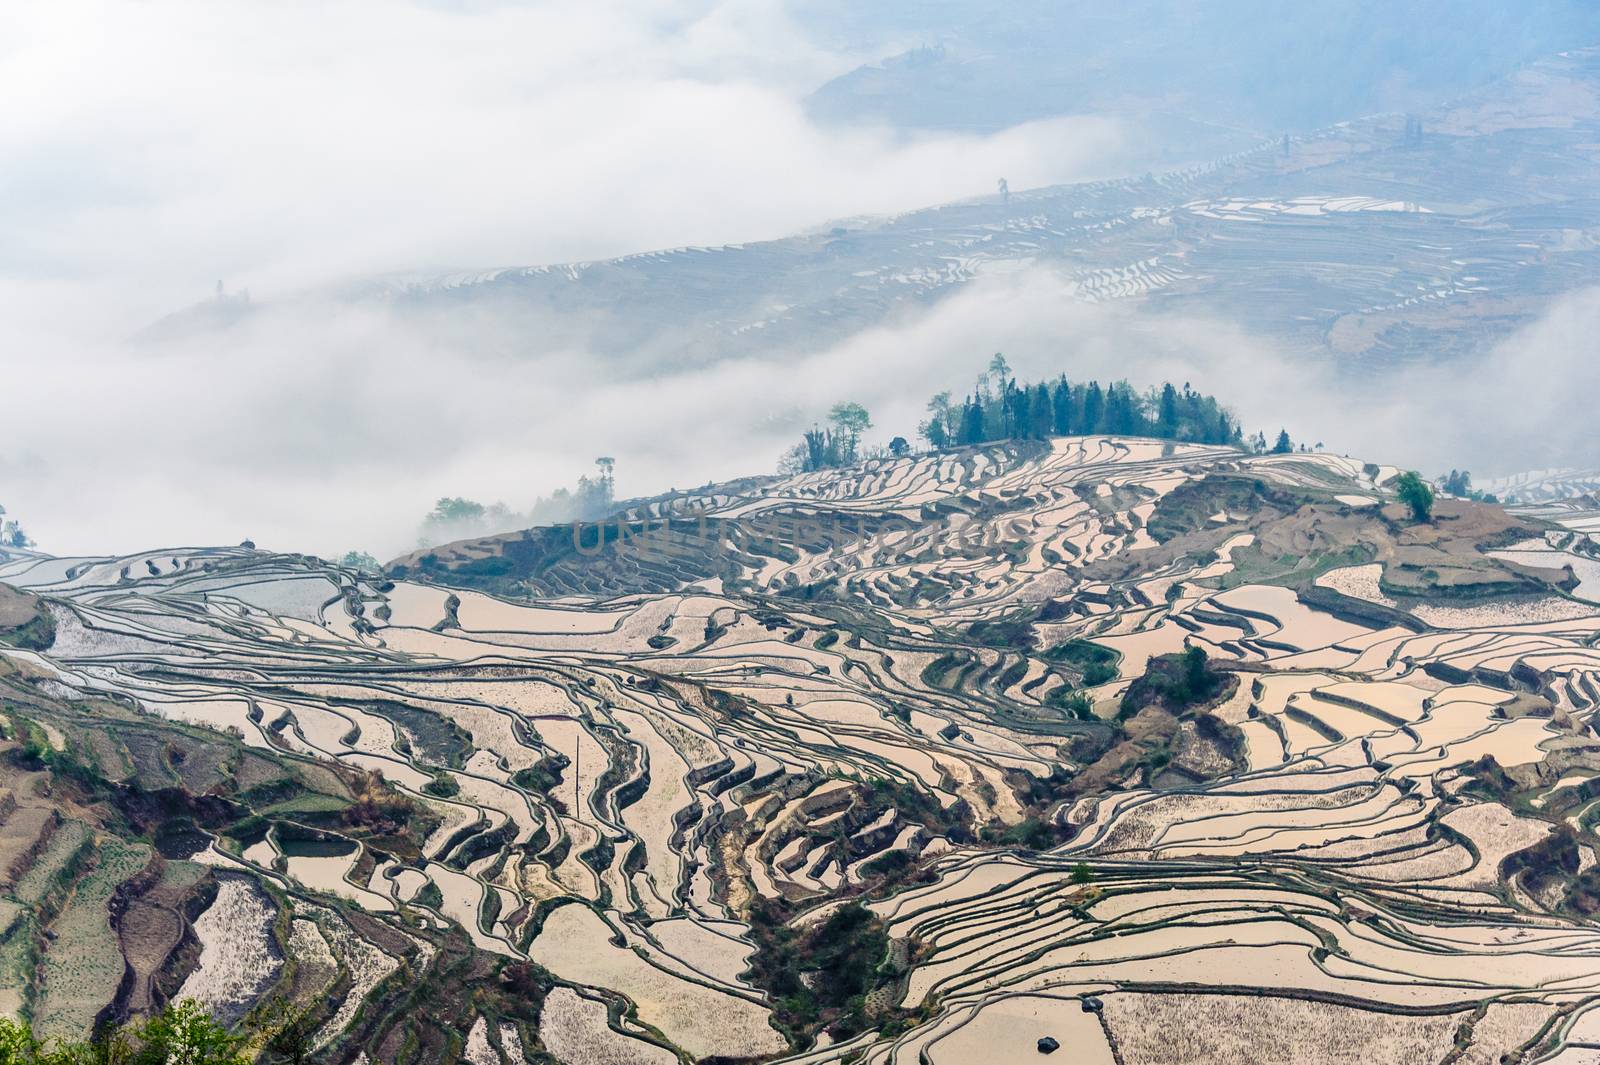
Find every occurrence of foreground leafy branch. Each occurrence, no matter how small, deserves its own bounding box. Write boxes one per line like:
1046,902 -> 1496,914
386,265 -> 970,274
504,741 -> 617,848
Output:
0,1000 -> 253,1065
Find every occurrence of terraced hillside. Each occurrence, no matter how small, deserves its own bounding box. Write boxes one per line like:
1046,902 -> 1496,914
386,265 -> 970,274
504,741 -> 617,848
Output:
8,437 -> 1600,1062
422,45 -> 1600,372
1491,470 -> 1600,505
0,590 -> 439,1050
151,47 -> 1600,376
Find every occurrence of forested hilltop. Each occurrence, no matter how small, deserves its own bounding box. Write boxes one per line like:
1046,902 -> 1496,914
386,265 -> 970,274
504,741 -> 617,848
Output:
919,355 -> 1243,449
786,354 -> 1270,474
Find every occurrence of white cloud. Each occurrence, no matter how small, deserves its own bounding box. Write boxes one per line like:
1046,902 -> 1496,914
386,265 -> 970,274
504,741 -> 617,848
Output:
6,4 -> 1583,562
0,1 -> 1143,558
0,1 -> 1125,325
10,264 -> 1592,561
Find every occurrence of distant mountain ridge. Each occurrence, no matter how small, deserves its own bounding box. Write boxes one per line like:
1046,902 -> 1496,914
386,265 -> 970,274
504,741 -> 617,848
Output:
800,0 -> 1600,133
144,48 -> 1600,376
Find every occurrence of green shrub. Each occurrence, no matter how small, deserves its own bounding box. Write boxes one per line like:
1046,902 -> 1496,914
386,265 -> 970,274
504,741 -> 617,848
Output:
0,1000 -> 250,1065
422,772 -> 460,798
1395,471 -> 1434,522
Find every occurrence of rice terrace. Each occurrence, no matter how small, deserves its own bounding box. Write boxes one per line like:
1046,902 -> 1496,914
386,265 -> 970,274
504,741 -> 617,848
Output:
5,433 -> 1600,1062
8,3 -> 1600,1063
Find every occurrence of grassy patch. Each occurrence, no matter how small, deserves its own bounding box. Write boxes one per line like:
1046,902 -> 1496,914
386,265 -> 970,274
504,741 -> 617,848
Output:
257,793 -> 351,818
0,587 -> 54,651
1043,640 -> 1119,686
364,700 -> 473,769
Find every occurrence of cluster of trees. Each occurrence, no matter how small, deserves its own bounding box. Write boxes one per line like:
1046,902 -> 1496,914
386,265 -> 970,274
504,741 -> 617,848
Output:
417,457 -> 616,547
1120,645 -> 1223,717
0,503 -> 32,550
782,356 -> 1263,475
336,550 -> 381,573
800,402 -> 873,471
917,355 -> 1243,450
781,403 -> 886,473
526,455 -> 615,524
0,998 -> 295,1065
1440,469 -> 1498,504
1170,645 -> 1222,706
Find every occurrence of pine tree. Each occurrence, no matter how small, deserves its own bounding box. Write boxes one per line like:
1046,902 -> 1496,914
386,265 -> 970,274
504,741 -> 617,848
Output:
1030,383 -> 1053,440
1052,376 -> 1072,435
959,396 -> 985,445
1003,381 -> 1025,439
988,352 -> 1011,387
1157,382 -> 1179,438
1083,381 -> 1104,434
1103,384 -> 1125,435
1103,381 -> 1143,435
803,426 -> 829,470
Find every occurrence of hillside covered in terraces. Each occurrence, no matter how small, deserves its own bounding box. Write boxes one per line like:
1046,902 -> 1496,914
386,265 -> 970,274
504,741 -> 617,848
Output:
5,437 -> 1600,1063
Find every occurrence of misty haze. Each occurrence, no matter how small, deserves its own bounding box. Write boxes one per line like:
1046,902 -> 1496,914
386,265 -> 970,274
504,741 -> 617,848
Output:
5,3 -> 1600,1063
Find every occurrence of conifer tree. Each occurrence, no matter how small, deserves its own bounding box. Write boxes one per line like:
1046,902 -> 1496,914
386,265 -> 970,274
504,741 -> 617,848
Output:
1158,382 -> 1179,438
959,396 -> 985,445
1030,384 -> 1053,441
1082,381 -> 1104,434
1051,376 -> 1072,435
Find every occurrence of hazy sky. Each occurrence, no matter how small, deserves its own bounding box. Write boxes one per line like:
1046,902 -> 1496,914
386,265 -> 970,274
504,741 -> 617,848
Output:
3,2 -> 1595,560
2,1 -> 1124,321
1,0 -> 1136,557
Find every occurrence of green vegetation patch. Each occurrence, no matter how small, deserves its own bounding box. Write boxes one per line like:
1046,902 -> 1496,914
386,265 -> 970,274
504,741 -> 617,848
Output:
966,618 -> 1036,651
745,900 -> 901,1043
1043,640 -> 1119,686
32,839 -> 153,1042
1120,646 -> 1227,718
363,700 -> 473,769
0,587 -> 54,652
1146,476 -> 1272,543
